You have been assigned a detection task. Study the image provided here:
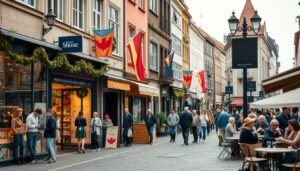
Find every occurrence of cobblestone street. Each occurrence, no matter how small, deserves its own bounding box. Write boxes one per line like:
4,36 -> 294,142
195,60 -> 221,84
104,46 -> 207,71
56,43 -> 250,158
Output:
1,132 -> 242,171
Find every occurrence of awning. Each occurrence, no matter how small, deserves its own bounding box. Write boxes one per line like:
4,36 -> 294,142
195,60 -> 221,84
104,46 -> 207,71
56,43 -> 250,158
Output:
262,66 -> 300,94
105,74 -> 131,91
231,98 -> 243,106
250,88 -> 300,108
132,82 -> 160,97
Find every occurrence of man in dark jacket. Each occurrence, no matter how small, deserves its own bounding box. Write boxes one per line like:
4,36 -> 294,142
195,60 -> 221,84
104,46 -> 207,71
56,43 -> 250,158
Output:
44,109 -> 56,163
123,108 -> 133,147
145,109 -> 156,145
263,119 -> 283,147
179,107 -> 193,145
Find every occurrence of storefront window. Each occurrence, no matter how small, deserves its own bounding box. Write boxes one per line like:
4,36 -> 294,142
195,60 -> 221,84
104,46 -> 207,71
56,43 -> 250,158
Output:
129,97 -> 145,124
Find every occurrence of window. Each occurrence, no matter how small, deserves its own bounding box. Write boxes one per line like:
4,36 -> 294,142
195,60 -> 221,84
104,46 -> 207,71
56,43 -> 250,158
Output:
138,0 -> 144,10
149,42 -> 158,71
173,63 -> 182,80
73,0 -> 84,30
171,34 -> 182,55
93,0 -> 101,30
172,7 -> 181,29
128,25 -> 135,63
48,0 -> 63,21
129,97 -> 146,124
205,43 -> 213,57
17,0 -> 35,8
149,0 -> 157,13
109,6 -> 119,54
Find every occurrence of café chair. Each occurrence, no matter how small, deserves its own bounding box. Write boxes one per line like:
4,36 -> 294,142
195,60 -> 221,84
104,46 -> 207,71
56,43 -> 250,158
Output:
239,143 -> 268,171
282,149 -> 300,171
217,134 -> 232,159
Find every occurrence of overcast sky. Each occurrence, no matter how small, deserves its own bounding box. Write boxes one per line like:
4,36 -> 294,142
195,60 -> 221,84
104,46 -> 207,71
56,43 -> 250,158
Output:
186,0 -> 299,72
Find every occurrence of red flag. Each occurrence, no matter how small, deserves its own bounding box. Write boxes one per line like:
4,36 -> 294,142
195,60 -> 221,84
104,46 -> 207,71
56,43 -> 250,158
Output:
198,70 -> 206,93
183,70 -> 193,89
127,32 -> 146,81
94,28 -> 114,57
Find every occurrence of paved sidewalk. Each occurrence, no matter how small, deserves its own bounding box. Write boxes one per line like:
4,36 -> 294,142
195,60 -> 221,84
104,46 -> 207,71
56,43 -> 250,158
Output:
1,131 -> 243,171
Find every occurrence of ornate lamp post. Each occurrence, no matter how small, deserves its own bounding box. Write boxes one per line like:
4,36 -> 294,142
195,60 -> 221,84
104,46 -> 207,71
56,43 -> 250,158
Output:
228,11 -> 261,118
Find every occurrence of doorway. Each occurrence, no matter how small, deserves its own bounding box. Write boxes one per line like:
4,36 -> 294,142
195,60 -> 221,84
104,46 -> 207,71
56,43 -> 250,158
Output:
52,83 -> 92,150
103,92 -> 119,126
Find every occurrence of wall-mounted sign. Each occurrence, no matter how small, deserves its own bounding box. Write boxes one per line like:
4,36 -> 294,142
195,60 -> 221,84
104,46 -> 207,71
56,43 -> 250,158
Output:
59,35 -> 82,53
232,37 -> 258,69
225,86 -> 233,94
247,81 -> 256,92
247,96 -> 254,103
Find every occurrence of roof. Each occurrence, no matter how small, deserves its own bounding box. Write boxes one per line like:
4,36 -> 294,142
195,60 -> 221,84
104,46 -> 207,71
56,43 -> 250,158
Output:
235,0 -> 264,37
197,27 -> 215,45
267,35 -> 279,58
295,31 -> 300,58
262,66 -> 300,94
212,38 -> 225,52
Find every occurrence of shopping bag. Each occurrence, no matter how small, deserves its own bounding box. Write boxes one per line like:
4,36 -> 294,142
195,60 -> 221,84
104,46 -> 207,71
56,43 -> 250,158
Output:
127,128 -> 133,137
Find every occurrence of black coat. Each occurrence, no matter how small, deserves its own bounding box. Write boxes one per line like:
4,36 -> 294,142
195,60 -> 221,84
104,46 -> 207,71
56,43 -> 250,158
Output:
179,112 -> 193,128
44,115 -> 56,138
239,127 -> 258,144
263,128 -> 283,147
75,118 -> 87,127
123,113 -> 133,129
145,114 -> 156,126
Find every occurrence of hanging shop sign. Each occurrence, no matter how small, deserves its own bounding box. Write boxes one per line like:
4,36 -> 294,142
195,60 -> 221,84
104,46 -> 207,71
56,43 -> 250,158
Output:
225,86 -> 233,94
59,35 -> 83,53
247,81 -> 256,92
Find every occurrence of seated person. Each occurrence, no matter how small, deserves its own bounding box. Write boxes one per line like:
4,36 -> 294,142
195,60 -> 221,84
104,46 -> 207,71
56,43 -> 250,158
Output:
240,117 -> 258,144
263,119 -> 283,147
225,117 -> 239,155
255,115 -> 270,135
276,119 -> 300,163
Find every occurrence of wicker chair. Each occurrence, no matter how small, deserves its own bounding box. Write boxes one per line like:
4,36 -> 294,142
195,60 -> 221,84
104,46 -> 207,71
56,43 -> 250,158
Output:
282,149 -> 300,171
239,143 -> 268,171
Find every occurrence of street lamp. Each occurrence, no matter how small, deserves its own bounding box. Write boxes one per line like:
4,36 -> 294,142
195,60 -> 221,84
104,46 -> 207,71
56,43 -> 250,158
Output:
43,8 -> 56,36
228,11 -> 261,119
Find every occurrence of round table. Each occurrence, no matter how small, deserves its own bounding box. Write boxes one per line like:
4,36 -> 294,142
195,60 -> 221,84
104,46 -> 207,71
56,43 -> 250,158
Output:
255,148 -> 295,171
225,137 -> 239,141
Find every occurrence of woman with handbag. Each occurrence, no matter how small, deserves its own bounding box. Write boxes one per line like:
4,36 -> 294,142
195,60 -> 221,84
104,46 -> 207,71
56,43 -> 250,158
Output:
75,111 -> 87,153
11,110 -> 25,165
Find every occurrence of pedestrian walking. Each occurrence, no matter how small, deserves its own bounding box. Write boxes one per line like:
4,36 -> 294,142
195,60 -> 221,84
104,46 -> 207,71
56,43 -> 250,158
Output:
123,108 -> 133,147
11,110 -> 25,165
179,107 -> 193,145
199,110 -> 209,142
214,108 -> 221,134
90,112 -> 101,151
26,108 -> 42,164
191,110 -> 200,143
102,114 -> 113,147
167,109 -> 179,142
44,109 -> 57,163
145,109 -> 156,145
217,108 -> 230,146
75,111 -> 87,153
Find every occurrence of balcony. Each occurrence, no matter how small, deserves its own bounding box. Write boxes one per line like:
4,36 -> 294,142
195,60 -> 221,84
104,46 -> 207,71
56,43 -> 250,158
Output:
159,70 -> 174,85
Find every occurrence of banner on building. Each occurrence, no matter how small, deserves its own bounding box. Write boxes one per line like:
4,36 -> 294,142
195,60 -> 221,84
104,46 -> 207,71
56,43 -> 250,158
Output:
94,28 -> 114,57
127,32 -> 146,81
197,70 -> 206,93
165,52 -> 174,76
183,70 -> 193,89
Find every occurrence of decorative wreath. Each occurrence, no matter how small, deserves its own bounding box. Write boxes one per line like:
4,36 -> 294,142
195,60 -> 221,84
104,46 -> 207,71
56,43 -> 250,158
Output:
76,88 -> 89,99
0,35 -> 108,78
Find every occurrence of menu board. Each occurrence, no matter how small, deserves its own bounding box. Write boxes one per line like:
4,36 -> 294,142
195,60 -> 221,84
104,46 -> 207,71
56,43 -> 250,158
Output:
105,126 -> 118,149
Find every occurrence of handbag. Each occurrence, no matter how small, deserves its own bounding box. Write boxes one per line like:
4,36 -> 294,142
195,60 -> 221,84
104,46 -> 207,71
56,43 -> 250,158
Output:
127,128 -> 133,137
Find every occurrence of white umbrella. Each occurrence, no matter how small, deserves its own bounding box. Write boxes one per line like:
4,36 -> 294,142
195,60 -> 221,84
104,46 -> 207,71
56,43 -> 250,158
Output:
250,88 -> 300,108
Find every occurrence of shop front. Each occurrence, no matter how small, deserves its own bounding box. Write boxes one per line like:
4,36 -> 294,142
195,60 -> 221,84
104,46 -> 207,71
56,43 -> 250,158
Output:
171,88 -> 185,113
125,82 -> 159,144
0,29 -> 108,163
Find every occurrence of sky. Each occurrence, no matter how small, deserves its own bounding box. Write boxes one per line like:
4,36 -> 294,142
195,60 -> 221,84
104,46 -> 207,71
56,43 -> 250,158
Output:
186,0 -> 299,72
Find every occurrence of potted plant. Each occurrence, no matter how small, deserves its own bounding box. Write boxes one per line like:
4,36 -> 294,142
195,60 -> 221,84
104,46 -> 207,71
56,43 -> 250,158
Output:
156,112 -> 168,133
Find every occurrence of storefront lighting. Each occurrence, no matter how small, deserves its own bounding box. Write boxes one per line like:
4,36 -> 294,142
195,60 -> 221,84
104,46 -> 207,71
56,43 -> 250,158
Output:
43,8 -> 56,36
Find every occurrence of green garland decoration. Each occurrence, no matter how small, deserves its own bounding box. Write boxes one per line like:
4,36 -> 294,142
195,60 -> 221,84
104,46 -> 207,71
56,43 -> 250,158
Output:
0,36 -> 108,77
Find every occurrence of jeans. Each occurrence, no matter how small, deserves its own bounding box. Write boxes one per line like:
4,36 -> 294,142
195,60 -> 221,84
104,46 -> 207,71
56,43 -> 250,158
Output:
181,127 -> 190,144
169,126 -> 177,141
13,134 -> 24,160
146,125 -> 154,143
283,151 -> 297,163
46,138 -> 56,161
199,126 -> 207,140
26,132 -> 37,161
91,132 -> 100,149
192,126 -> 198,142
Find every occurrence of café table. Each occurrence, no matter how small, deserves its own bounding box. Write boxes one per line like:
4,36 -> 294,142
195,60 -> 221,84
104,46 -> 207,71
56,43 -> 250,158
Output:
255,147 -> 295,171
225,136 -> 240,141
